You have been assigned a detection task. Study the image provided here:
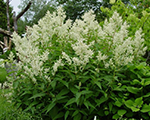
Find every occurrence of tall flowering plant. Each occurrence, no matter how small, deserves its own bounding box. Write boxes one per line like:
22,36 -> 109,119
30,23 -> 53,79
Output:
9,7 -> 147,119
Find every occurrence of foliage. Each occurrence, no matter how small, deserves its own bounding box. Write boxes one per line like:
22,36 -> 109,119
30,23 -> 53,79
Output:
0,59 -> 7,88
18,0 -> 57,26
57,0 -> 103,22
56,0 -> 130,22
0,89 -> 33,120
8,7 -> 149,119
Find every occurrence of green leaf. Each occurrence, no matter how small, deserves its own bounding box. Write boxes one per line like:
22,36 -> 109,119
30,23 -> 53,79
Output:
104,111 -> 109,115
58,79 -> 69,88
108,102 -> 113,112
126,86 -> 140,94
75,92 -> 81,105
80,90 -> 93,95
124,99 -> 141,112
65,111 -> 69,120
124,99 -> 134,108
112,114 -> 120,119
136,62 -> 146,69
130,107 -> 140,112
72,110 -> 79,117
117,109 -> 127,116
143,92 -> 150,97
144,78 -> 150,86
73,113 -> 81,120
65,98 -> 76,107
84,101 -> 89,109
56,88 -> 70,97
29,92 -> 46,99
135,97 -> 143,108
53,112 -> 64,120
132,79 -> 141,85
0,67 -> 7,83
46,102 -> 56,113
84,100 -> 95,110
114,100 -> 123,107
95,81 -> 102,89
70,86 -> 79,94
96,96 -> 108,106
141,104 -> 150,113
50,80 -> 57,89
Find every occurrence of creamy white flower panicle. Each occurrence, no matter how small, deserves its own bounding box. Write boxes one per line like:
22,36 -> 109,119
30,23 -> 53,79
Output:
62,52 -> 72,65
10,7 -> 147,80
12,32 -> 49,83
52,58 -> 64,75
97,51 -> 108,61
98,12 -> 147,68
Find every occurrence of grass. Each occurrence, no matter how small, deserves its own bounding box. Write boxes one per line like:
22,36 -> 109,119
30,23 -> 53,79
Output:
0,88 -> 33,120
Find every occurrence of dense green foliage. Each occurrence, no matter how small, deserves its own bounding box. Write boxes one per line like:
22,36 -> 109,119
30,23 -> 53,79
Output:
0,89 -> 33,120
18,0 -> 57,26
12,62 -> 150,119
56,0 -> 130,22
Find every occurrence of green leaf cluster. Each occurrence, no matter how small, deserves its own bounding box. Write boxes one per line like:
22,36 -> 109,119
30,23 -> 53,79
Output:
11,60 -> 150,119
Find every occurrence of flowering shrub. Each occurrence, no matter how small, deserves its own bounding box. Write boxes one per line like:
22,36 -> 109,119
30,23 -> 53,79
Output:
9,7 -> 149,119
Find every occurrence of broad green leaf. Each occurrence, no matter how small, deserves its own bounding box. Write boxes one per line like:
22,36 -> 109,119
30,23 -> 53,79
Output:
136,62 -> 146,69
114,100 -> 123,107
0,67 -> 7,83
53,112 -> 64,120
141,104 -> 150,113
118,109 -> 127,116
75,93 -> 81,105
73,113 -> 81,120
72,110 -> 79,117
113,86 -> 125,91
124,99 -> 134,108
29,93 -> 46,99
84,100 -> 95,110
84,101 -> 89,109
46,102 -> 56,113
56,89 -> 70,97
50,80 -> 57,89
70,86 -> 79,94
126,86 -> 140,94
65,111 -> 69,120
130,107 -> 140,112
112,114 -> 120,119
108,102 -> 113,112
95,81 -> 102,89
143,92 -> 150,98
80,90 -> 93,95
58,79 -> 69,88
145,72 -> 150,77
65,98 -> 76,107
135,97 -> 143,108
144,78 -> 150,86
132,79 -> 141,85
96,96 -> 108,106
104,111 -> 109,115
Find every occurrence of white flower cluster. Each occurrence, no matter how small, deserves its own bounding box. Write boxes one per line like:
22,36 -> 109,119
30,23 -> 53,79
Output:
12,32 -> 50,83
0,58 -> 5,68
98,12 -> 147,68
10,7 -> 147,80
